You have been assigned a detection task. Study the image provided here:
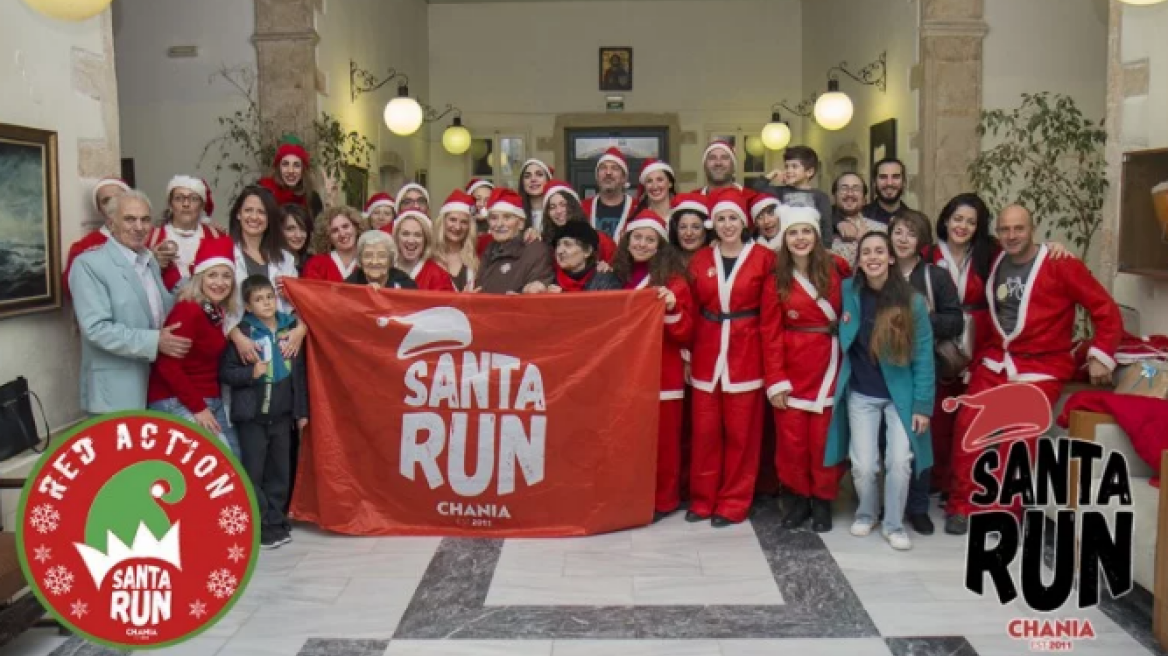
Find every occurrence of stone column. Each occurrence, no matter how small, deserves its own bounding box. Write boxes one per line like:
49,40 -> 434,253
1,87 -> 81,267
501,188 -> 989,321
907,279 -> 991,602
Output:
1098,0 -> 1126,289
252,0 -> 319,148
917,0 -> 989,218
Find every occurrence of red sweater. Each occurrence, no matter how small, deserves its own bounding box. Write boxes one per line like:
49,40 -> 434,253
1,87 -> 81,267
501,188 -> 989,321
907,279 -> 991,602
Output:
147,300 -> 228,413
63,229 -> 109,300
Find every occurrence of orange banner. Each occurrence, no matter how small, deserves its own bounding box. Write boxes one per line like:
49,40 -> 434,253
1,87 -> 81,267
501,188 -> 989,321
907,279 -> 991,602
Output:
282,278 -> 664,537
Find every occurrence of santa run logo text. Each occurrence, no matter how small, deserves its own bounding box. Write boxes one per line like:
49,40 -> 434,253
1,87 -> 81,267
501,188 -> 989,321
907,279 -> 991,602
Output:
16,413 -> 259,649
946,384 -> 1134,623
392,308 -> 547,525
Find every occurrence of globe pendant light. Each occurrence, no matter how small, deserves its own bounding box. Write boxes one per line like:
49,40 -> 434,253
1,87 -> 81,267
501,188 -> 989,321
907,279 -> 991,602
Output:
761,112 -> 792,151
1119,0 -> 1166,5
814,79 -> 854,131
384,84 -> 424,136
442,116 -> 472,155
23,0 -> 112,21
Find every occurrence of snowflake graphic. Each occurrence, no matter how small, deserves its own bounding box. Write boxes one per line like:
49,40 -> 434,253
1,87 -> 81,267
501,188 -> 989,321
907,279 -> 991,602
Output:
227,544 -> 246,564
33,545 -> 52,564
29,504 -> 60,534
43,566 -> 74,596
218,505 -> 249,536
189,599 -> 208,619
70,600 -> 88,618
206,569 -> 238,599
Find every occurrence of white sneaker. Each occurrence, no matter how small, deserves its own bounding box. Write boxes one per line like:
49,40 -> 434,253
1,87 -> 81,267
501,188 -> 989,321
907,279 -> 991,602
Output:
850,518 -> 876,537
883,528 -> 913,551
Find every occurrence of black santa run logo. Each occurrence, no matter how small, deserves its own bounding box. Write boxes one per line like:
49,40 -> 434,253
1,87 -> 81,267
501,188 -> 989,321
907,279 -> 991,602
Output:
945,383 -> 1135,622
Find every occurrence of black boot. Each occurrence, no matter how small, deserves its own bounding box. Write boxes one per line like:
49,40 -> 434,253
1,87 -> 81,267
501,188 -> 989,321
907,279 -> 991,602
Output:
781,494 -> 812,528
685,510 -> 706,523
810,498 -> 833,533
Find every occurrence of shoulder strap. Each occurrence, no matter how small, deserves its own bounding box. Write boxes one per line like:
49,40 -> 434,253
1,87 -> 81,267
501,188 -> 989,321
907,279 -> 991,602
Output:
923,264 -> 935,309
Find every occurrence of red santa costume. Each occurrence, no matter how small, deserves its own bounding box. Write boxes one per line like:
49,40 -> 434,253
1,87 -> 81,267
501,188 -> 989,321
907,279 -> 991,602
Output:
258,138 -> 316,209
63,177 -> 130,299
302,250 -> 359,282
543,181 -> 617,263
763,206 -> 850,505
687,189 -> 782,524
946,244 -> 1123,519
145,176 -> 226,291
384,210 -> 456,292
622,211 -> 695,514
750,193 -> 783,252
582,147 -> 634,239
698,141 -> 744,194
435,190 -> 478,291
362,192 -> 396,228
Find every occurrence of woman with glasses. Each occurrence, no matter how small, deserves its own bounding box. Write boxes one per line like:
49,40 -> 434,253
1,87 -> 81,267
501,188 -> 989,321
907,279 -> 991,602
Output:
145,175 -> 228,291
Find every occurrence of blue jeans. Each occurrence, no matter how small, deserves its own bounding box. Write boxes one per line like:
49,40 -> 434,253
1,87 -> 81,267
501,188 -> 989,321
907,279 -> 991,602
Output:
847,391 -> 913,533
148,397 -> 241,459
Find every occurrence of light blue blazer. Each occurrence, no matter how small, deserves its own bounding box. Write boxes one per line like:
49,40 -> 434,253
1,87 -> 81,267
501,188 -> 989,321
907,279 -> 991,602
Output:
69,239 -> 175,413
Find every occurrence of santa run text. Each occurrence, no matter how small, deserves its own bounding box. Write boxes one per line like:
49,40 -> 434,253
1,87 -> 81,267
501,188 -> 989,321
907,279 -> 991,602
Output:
110,564 -> 172,628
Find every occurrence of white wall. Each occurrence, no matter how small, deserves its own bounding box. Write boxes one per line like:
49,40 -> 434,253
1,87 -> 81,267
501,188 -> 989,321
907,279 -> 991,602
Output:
800,0 -> 918,202
426,0 -> 802,197
316,0 -> 430,202
113,0 -> 256,221
1112,1 -> 1168,334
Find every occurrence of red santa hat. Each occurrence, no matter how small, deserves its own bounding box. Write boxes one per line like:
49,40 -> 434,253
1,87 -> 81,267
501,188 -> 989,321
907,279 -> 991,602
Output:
192,236 -> 235,275
670,192 -> 709,222
92,177 -> 130,213
439,189 -> 476,217
541,180 -> 580,211
638,158 -> 675,186
702,140 -> 738,167
273,135 -> 311,169
200,178 -> 216,223
390,210 -> 434,236
779,204 -> 821,236
363,192 -> 396,218
395,183 -> 430,209
624,209 -> 669,240
520,159 -> 555,179
465,178 -> 494,195
708,187 -> 751,230
941,383 -> 1053,451
750,192 -> 781,222
595,147 -> 628,177
167,175 -> 208,206
487,187 -> 525,218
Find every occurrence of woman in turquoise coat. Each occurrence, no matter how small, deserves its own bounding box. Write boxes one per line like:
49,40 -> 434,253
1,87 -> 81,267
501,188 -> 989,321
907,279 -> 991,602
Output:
824,231 -> 935,551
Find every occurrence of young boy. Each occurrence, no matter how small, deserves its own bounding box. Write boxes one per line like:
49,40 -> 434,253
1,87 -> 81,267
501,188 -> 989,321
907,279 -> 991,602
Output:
220,275 -> 308,549
778,146 -> 834,240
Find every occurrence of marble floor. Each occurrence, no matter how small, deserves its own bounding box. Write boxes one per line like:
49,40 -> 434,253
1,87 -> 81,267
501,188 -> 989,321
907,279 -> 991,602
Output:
4,500 -> 1163,656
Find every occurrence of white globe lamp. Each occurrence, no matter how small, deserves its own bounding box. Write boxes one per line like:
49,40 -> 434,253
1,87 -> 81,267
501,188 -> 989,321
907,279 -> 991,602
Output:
384,84 -> 424,136
814,79 -> 854,131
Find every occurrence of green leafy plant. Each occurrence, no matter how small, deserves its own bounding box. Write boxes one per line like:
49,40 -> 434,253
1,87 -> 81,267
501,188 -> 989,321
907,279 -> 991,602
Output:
198,66 -> 375,202
969,92 -> 1108,259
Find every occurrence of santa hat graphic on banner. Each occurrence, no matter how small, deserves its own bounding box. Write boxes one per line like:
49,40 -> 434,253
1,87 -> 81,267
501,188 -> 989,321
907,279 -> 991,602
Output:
395,183 -> 430,209
707,187 -> 751,230
92,177 -> 130,213
465,178 -> 494,195
703,140 -> 738,167
487,188 -> 525,218
192,236 -> 235,275
941,383 -> 1053,453
541,180 -> 581,211
439,189 -> 476,217
624,209 -> 669,240
363,192 -> 396,218
595,147 -> 629,178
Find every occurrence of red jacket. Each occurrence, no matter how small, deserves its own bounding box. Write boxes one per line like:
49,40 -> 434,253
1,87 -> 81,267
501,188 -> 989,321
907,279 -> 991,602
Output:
408,259 -> 456,292
63,228 -> 109,300
627,273 -> 694,400
144,223 -> 226,291
303,252 -> 358,282
147,300 -> 228,413
980,245 -> 1122,382
764,260 -> 847,413
688,243 -> 782,394
929,241 -> 998,364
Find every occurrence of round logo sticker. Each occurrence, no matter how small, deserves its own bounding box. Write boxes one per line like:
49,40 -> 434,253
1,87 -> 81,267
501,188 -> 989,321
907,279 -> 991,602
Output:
17,412 -> 259,649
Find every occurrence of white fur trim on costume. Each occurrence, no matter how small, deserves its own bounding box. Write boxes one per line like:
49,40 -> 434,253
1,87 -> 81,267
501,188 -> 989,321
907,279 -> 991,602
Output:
659,390 -> 686,401
439,201 -> 472,217
664,312 -> 682,324
596,152 -> 628,175
395,183 -> 430,208
711,201 -> 747,225
1086,346 -> 1118,372
521,159 -> 553,178
703,142 -> 738,165
671,200 -> 707,220
626,217 -> 668,240
92,178 -> 130,212
363,198 -> 395,218
167,175 -> 206,202
751,197 -> 780,220
766,380 -> 793,398
394,210 -> 434,233
542,187 -> 580,210
466,179 -> 494,194
489,201 -> 526,218
194,257 -> 234,275
639,161 -> 674,185
779,204 -> 820,235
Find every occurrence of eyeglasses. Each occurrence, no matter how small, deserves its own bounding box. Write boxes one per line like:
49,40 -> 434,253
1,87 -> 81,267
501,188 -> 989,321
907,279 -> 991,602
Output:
173,194 -> 202,205
837,185 -> 864,194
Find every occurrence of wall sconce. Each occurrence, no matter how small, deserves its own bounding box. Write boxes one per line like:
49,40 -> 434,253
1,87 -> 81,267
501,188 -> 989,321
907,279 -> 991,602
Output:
350,60 -> 468,145
773,51 -> 888,133
761,105 -> 793,151
1119,0 -> 1166,5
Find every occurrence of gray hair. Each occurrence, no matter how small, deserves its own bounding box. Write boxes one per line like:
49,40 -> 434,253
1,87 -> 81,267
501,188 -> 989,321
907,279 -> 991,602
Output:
357,229 -> 395,263
108,189 -> 153,218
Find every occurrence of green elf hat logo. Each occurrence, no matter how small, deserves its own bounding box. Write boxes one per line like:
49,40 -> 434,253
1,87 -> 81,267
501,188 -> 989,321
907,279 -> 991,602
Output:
16,412 -> 259,649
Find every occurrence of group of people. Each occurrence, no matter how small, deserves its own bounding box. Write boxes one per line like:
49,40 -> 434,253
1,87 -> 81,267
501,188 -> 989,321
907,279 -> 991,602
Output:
65,135 -> 1124,552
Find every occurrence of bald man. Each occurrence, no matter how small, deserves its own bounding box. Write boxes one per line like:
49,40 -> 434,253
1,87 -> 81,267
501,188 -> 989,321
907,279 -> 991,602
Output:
943,205 -> 1122,535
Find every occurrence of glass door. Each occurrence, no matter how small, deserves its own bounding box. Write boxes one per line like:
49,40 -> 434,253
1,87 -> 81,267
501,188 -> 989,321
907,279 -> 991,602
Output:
565,128 -> 669,198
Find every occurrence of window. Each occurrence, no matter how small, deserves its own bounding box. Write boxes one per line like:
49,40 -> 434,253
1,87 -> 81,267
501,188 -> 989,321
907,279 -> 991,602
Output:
705,127 -> 779,187
469,134 -> 527,188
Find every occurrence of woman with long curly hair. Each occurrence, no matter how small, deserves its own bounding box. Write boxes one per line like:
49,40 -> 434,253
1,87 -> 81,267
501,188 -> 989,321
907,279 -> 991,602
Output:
824,231 -> 935,552
302,206 -> 366,282
540,180 -> 616,264
613,209 -> 693,521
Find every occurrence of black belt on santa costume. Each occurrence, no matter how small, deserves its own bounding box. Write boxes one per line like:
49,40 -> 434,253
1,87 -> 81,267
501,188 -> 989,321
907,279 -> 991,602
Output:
786,322 -> 838,335
701,308 -> 761,322
961,303 -> 989,312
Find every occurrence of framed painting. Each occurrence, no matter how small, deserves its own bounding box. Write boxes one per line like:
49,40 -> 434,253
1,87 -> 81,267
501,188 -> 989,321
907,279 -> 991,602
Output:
0,123 -> 60,319
599,47 -> 633,91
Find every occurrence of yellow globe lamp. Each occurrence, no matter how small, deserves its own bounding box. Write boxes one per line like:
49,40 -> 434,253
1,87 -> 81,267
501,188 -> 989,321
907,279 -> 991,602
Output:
744,136 -> 766,158
814,79 -> 854,131
442,117 -> 472,155
384,84 -> 424,136
761,113 -> 792,151
23,0 -> 112,21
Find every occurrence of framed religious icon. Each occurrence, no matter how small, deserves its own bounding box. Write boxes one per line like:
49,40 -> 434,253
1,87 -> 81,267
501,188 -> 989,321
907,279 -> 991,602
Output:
599,47 -> 633,91
0,123 -> 61,319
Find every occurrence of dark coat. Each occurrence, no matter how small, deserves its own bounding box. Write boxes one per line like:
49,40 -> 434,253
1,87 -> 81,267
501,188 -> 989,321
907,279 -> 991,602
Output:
219,318 -> 308,424
905,260 -> 965,342
478,238 -> 554,294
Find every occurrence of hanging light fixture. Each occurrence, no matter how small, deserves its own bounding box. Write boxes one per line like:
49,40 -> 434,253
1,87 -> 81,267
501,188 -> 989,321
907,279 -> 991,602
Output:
23,0 -> 112,21
814,79 -> 854,131
1119,0 -> 1166,5
384,83 -> 425,136
442,115 -> 472,155
761,107 -> 793,151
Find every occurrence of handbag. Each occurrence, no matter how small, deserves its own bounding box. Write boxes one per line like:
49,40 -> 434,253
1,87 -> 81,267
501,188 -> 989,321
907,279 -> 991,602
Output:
923,268 -> 971,381
0,376 -> 50,462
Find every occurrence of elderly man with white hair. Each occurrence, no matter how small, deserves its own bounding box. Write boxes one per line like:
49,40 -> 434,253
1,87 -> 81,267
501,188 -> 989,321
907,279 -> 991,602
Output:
346,230 -> 418,289
146,175 -> 227,290
70,190 -> 192,414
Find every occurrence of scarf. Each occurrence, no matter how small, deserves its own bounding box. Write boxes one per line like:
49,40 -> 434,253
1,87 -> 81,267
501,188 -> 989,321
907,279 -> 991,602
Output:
555,264 -> 596,293
201,301 -> 224,328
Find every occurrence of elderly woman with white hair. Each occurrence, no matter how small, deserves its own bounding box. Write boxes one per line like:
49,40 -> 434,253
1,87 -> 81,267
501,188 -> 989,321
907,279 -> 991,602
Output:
346,230 -> 417,289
